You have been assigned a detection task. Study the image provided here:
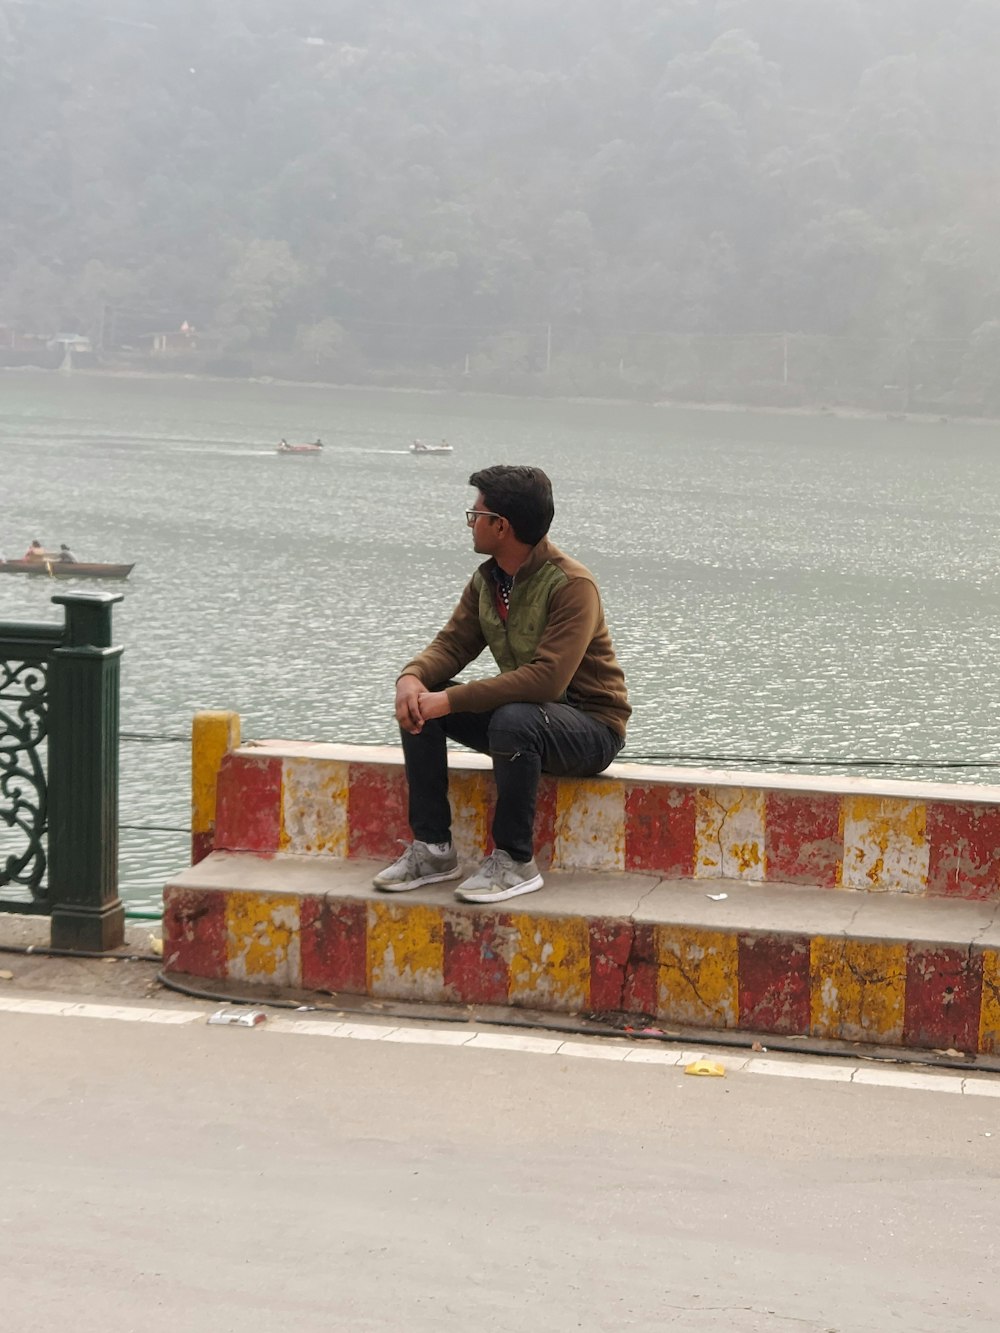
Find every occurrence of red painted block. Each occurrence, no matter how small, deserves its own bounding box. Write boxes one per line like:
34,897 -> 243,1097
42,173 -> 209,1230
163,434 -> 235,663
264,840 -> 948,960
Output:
621,921 -> 658,1012
624,784 -> 695,877
738,933 -> 811,1034
903,946 -> 984,1051
443,910 -> 510,1005
589,918 -> 634,1011
162,886 -> 227,979
764,791 -> 842,887
300,897 -> 368,995
191,830 -> 214,865
631,921 -> 657,963
926,802 -> 1000,900
214,754 -> 282,852
622,961 -> 658,1015
348,764 -> 409,859
532,777 -> 558,868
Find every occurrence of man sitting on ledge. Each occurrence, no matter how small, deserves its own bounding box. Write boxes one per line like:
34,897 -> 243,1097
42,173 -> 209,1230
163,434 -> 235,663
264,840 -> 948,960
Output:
374,463 -> 630,904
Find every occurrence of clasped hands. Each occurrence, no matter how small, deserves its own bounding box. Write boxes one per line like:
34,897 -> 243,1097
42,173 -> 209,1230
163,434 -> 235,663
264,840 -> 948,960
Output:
395,674 -> 451,734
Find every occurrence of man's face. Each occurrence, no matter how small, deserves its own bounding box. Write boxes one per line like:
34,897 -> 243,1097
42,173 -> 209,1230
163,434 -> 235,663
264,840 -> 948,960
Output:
468,490 -> 502,556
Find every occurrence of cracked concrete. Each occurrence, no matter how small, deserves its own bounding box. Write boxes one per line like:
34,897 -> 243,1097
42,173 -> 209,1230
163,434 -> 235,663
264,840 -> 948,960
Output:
162,852 -> 1000,1052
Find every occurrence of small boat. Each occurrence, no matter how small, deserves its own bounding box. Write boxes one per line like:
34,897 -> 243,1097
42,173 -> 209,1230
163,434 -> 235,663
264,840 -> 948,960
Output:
0,559 -> 134,580
277,437 -> 323,454
410,439 -> 453,455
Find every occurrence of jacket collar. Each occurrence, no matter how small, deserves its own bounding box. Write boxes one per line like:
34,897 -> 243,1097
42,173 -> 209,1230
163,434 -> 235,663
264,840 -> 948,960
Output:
479,536 -> 557,584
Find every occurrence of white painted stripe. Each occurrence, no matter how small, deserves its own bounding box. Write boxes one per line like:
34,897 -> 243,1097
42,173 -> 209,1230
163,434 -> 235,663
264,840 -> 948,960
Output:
557,1041 -> 631,1061
266,1018 -> 347,1037
747,1058 -> 856,1083
0,995 -> 996,1098
0,998 -> 73,1015
852,1067 -> 964,1094
624,1047 -> 683,1066
333,1021 -> 398,1040
0,996 -> 198,1024
466,1032 -> 563,1055
382,1027 -> 473,1046
963,1079 -> 1000,1098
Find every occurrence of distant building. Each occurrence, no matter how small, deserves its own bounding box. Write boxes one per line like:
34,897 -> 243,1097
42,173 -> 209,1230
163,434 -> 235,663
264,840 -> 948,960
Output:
140,326 -> 221,355
47,333 -> 93,354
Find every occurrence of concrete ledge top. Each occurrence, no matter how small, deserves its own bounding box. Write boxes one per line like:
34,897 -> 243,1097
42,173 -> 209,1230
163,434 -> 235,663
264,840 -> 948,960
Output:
168,852 -> 1000,949
240,739 -> 1000,805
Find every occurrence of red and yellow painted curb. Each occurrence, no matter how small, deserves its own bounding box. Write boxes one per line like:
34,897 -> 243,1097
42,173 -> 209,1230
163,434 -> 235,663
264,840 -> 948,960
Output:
196,732 -> 1000,901
179,719 -> 1000,1054
162,881 -> 1000,1055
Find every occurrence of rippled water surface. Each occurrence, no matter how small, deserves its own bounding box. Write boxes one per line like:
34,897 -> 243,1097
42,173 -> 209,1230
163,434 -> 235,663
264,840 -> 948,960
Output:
3,371 -> 1000,910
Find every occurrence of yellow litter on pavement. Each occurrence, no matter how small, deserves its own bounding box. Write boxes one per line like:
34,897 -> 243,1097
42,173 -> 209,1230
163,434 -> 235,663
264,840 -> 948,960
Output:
684,1058 -> 726,1077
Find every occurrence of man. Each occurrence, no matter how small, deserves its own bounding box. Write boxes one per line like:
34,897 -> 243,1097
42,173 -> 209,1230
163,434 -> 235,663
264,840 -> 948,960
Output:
24,540 -> 45,561
57,543 -> 77,563
374,464 -> 629,904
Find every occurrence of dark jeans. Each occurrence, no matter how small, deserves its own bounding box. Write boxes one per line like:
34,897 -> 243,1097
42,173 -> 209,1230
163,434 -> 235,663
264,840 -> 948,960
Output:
401,690 -> 624,864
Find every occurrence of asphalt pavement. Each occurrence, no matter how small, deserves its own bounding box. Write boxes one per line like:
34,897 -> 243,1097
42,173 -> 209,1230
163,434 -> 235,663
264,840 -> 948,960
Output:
2,974 -> 998,1333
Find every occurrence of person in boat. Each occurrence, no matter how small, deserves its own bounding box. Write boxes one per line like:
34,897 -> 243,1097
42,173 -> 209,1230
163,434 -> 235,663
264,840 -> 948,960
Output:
58,543 -> 77,563
374,464 -> 629,905
313,437 -> 323,447
24,540 -> 45,561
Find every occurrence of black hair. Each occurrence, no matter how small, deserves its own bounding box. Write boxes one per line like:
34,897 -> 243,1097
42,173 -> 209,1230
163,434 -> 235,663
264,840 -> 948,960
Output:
468,465 -> 554,545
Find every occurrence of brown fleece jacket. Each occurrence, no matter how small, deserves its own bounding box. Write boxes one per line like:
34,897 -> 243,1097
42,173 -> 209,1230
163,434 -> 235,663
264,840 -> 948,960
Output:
399,538 -> 630,737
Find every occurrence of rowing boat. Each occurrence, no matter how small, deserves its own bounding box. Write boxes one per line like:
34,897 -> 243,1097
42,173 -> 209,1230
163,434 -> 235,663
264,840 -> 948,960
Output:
0,560 -> 134,580
410,440 -> 453,454
277,439 -> 323,454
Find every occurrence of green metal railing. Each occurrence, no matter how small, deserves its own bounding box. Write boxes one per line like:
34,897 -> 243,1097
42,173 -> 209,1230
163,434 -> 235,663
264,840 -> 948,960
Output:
0,593 -> 125,951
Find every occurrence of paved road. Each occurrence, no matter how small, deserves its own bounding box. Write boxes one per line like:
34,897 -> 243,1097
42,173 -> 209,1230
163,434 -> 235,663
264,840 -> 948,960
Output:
2,1007 -> 998,1333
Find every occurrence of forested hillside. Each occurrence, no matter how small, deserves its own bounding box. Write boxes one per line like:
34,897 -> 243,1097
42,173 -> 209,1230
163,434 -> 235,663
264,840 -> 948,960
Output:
3,0 -> 1000,409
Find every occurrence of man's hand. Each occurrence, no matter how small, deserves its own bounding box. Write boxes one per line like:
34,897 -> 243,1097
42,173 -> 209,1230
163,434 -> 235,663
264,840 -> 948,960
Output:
417,690 -> 451,722
395,675 -> 426,734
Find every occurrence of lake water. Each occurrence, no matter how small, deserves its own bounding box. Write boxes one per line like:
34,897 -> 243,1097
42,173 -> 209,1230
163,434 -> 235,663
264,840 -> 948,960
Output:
2,369 -> 1000,912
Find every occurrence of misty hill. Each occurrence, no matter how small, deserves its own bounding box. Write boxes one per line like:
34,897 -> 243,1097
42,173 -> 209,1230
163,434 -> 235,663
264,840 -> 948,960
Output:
3,0 -> 1000,409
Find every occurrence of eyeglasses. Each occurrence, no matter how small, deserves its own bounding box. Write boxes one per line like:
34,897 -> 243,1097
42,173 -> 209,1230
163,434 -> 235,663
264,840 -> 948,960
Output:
465,508 -> 502,526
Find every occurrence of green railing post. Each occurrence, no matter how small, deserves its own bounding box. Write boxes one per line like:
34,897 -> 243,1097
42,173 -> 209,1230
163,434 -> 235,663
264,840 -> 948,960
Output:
47,592 -> 125,951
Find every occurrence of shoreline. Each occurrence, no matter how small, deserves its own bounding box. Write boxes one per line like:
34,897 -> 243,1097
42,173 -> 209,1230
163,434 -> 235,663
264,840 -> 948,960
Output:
6,363 -> 997,429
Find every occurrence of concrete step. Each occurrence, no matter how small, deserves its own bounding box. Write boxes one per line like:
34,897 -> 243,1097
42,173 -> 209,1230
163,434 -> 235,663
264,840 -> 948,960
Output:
164,851 -> 1000,1056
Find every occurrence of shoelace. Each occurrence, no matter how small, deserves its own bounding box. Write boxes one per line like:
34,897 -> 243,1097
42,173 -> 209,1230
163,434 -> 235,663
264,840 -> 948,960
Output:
477,850 -> 510,882
394,839 -> 422,870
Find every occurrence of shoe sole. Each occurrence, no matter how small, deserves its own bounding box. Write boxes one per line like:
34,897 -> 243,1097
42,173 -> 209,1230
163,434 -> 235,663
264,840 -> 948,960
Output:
454,873 -> 544,904
372,867 -> 462,892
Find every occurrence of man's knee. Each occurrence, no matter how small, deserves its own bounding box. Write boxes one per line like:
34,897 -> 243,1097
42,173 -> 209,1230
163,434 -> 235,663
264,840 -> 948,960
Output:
488,702 -> 545,753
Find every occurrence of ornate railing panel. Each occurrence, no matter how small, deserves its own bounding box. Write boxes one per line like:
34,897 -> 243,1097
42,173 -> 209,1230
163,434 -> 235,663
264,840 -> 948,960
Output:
0,598 -> 125,950
0,623 -> 61,910
0,654 -> 50,897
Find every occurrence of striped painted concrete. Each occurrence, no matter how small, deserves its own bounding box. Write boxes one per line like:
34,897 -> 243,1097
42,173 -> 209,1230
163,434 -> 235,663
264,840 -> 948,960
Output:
162,859 -> 1000,1055
197,730 -> 1000,901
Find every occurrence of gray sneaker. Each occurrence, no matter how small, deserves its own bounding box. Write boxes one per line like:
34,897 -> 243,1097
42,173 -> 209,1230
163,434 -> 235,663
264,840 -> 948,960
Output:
373,840 -> 461,892
454,850 -> 543,904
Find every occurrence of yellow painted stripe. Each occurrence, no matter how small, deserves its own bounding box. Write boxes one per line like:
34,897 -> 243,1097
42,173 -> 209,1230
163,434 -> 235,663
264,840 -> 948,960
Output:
225,891 -> 300,984
280,758 -> 349,855
979,949 -> 1000,1055
448,769 -> 491,862
655,926 -> 739,1026
841,795 -> 928,892
191,711 -> 240,836
552,778 -> 625,871
693,787 -> 765,880
507,913 -> 590,1010
367,902 -> 445,1000
810,937 -> 906,1042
